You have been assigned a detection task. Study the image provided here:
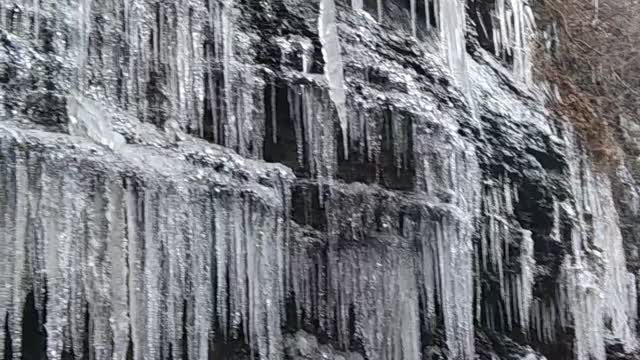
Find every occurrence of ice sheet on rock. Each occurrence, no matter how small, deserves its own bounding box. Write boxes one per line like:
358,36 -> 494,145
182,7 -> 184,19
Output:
414,124 -> 481,214
559,128 -> 638,360
289,234 -> 421,360
67,95 -> 126,150
561,257 -> 606,360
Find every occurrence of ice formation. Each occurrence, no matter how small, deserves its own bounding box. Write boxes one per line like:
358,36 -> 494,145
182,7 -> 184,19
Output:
1,0 -> 639,360
477,176 -> 536,333
351,0 -> 364,12
558,129 -> 638,360
492,0 -> 536,84
290,233 -> 421,360
0,125 -> 291,360
66,95 -> 126,151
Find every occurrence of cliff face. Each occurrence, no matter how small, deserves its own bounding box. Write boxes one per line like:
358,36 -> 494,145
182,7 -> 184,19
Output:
0,0 -> 639,360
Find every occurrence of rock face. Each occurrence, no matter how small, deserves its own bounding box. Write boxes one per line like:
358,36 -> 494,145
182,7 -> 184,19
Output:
0,0 -> 639,360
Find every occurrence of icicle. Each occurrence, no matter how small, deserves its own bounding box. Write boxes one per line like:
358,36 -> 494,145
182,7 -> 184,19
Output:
107,180 -> 130,360
520,230 -> 535,329
377,0 -> 383,21
44,166 -> 74,360
410,0 -> 417,37
213,193 -> 229,339
421,220 -> 437,330
301,41 -> 313,73
439,0 -> 468,90
222,0 -> 236,151
271,82 -> 278,143
319,0 -> 349,160
627,273 -> 638,334
0,142 -> 29,359
424,0 -> 431,32
562,258 -> 606,360
476,8 -> 489,40
142,188 -> 161,360
33,0 -> 40,40
192,192 -> 214,359
124,180 -> 138,359
551,197 -> 560,241
433,0 -> 440,31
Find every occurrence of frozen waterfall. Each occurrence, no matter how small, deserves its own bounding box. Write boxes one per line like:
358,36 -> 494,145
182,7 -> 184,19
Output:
1,0 -> 639,359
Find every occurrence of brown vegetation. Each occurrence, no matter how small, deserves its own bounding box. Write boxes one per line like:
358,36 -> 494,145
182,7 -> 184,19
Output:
533,0 -> 640,168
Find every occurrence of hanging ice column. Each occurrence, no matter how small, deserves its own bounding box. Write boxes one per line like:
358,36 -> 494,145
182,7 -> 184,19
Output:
319,0 -> 349,158
492,0 -> 536,84
419,214 -> 477,360
439,0 -> 469,89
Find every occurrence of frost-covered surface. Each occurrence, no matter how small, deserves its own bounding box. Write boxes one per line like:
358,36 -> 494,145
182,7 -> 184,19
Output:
1,0 -> 640,360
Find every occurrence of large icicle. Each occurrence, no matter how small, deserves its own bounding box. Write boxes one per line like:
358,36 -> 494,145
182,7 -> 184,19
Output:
411,0 -> 417,37
319,0 -> 349,158
439,0 -> 468,89
519,229 -> 535,329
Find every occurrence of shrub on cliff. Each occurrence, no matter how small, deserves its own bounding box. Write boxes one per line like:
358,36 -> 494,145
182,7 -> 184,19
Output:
534,0 -> 640,168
